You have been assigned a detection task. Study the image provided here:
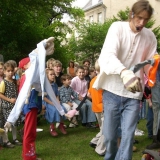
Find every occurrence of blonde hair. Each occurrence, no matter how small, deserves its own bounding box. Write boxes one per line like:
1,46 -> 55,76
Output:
46,68 -> 56,82
52,60 -> 62,67
46,58 -> 55,68
95,60 -> 100,72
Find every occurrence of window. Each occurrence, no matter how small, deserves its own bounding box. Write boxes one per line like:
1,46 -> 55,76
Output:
89,15 -> 93,23
98,12 -> 102,23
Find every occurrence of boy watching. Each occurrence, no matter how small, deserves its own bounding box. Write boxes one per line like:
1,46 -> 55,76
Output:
70,66 -> 96,128
59,74 -> 81,127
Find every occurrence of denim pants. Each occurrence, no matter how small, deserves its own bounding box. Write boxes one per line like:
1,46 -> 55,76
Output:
103,91 -> 140,160
151,82 -> 160,135
139,100 -> 146,119
146,104 -> 153,137
74,99 -> 96,123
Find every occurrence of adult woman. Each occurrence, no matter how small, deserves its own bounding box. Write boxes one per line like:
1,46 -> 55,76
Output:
67,61 -> 76,78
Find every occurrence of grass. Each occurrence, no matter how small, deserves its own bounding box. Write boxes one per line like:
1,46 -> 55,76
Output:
0,118 -> 155,160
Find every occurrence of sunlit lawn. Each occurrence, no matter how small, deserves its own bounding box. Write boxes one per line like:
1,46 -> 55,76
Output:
0,118 -> 156,160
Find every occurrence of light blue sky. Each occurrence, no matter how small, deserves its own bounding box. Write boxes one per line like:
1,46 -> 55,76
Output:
72,0 -> 89,8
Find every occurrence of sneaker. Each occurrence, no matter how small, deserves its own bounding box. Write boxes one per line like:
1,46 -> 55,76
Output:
69,123 -> 76,128
135,130 -> 144,136
3,141 -> 15,148
12,139 -> 22,146
86,123 -> 97,128
135,128 -> 144,134
89,142 -> 97,148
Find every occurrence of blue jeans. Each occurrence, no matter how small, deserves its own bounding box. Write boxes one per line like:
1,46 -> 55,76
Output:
146,105 -> 153,137
151,82 -> 160,135
74,99 -> 96,123
103,91 -> 140,160
139,100 -> 146,119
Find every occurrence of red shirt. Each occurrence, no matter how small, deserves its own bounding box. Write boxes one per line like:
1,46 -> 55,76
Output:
18,73 -> 26,93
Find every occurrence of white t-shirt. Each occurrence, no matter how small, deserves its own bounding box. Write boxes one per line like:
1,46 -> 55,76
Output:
93,21 -> 157,100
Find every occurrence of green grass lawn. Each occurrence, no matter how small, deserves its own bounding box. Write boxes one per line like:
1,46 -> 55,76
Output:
0,119 -> 155,160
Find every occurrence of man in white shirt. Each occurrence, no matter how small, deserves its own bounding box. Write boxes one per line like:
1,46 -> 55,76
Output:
93,0 -> 157,159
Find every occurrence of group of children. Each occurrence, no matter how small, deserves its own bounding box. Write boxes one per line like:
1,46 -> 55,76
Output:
0,56 -> 101,150
0,53 -> 159,160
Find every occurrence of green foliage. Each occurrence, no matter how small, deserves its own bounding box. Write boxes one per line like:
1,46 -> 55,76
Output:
0,0 -> 84,65
115,7 -> 130,21
68,19 -> 116,65
68,7 -> 160,64
152,26 -> 160,53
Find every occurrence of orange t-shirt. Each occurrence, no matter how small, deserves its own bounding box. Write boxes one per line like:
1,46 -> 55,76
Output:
88,76 -> 103,112
69,67 -> 75,77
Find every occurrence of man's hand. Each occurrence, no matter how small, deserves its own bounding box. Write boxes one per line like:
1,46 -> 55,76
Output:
44,37 -> 55,55
4,122 -> 12,133
121,70 -> 142,93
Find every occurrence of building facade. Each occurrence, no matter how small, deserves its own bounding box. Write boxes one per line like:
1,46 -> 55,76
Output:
83,0 -> 160,27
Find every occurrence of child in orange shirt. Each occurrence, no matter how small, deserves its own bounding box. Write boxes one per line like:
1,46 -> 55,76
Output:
87,60 -> 105,156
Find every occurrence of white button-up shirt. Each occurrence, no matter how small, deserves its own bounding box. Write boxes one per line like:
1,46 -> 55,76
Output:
93,21 -> 157,100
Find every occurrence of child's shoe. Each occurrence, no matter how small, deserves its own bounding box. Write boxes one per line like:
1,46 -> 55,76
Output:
69,123 -> 76,128
3,141 -> 15,148
71,116 -> 78,126
58,123 -> 67,134
12,139 -> 22,146
50,124 -> 58,137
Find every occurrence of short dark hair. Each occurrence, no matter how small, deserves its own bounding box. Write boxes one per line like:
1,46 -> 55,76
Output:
83,65 -> 89,71
68,60 -> 74,67
83,59 -> 90,65
4,62 -> 14,71
76,66 -> 84,72
61,74 -> 72,82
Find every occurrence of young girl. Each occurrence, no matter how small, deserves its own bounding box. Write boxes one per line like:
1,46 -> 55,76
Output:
0,62 -> 4,149
43,69 -> 67,136
0,62 -> 22,148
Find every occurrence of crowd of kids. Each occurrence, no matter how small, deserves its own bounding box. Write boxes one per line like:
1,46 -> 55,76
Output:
0,54 -> 158,159
1,51 -> 160,159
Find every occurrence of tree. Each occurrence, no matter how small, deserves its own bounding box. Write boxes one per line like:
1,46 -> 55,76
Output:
0,0 -> 84,67
68,19 -> 116,65
68,7 -> 160,65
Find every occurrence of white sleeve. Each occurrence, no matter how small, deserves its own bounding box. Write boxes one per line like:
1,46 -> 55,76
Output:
99,22 -> 126,75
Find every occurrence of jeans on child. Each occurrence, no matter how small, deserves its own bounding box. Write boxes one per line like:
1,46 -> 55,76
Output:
74,99 -> 96,123
151,81 -> 160,135
139,100 -> 146,119
103,90 -> 140,160
146,104 -> 153,137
